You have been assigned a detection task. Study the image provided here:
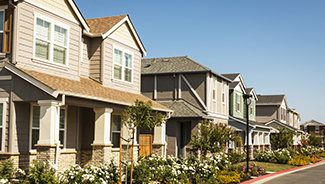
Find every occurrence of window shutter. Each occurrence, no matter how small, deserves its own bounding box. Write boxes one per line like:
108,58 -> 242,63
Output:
3,9 -> 12,54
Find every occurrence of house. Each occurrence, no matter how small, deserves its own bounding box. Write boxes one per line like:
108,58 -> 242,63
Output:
301,120 -> 325,146
222,73 -> 271,158
255,94 -> 304,148
141,56 -> 233,157
0,0 -> 172,171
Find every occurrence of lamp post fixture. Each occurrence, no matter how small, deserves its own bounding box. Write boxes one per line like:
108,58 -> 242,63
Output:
243,94 -> 252,174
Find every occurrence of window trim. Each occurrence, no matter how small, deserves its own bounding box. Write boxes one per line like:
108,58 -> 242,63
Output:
212,78 -> 216,101
112,45 -> 134,84
250,100 -> 253,116
222,81 -> 225,104
29,104 -> 40,151
111,115 -> 121,149
0,98 -> 7,152
0,9 -> 4,54
236,93 -> 241,112
58,107 -> 67,149
315,126 -> 319,133
32,12 -> 70,69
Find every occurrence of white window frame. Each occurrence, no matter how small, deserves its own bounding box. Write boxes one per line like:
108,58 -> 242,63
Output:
112,45 -> 134,84
236,93 -> 241,112
315,126 -> 319,133
33,12 -> 70,69
250,100 -> 253,115
29,104 -> 40,151
0,98 -> 7,152
222,81 -> 225,104
212,78 -> 216,101
111,115 -> 121,148
58,107 -> 67,149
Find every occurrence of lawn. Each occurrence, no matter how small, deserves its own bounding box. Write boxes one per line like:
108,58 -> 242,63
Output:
235,161 -> 298,172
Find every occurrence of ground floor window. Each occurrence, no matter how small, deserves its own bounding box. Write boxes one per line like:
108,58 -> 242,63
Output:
111,115 -> 121,148
0,103 -> 3,151
30,105 -> 67,150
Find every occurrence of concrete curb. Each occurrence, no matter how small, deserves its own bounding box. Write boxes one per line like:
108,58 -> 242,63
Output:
240,159 -> 325,184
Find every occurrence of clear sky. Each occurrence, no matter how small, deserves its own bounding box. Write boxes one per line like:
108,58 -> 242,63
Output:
75,0 -> 325,124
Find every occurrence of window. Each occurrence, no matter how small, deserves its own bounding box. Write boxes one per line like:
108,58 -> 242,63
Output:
236,93 -> 240,112
212,78 -> 216,101
59,108 -> 66,146
250,100 -> 253,115
0,9 -> 12,54
0,102 -> 5,151
34,14 -> 69,66
315,126 -> 319,133
113,48 -> 133,83
0,10 -> 4,52
30,105 -> 40,150
30,105 -> 66,150
111,115 -> 121,148
222,81 -> 225,103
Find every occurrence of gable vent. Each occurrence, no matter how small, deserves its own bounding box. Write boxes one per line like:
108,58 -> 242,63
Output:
162,59 -> 170,62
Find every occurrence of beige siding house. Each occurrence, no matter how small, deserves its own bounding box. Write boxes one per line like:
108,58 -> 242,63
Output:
141,56 -> 232,157
0,0 -> 171,171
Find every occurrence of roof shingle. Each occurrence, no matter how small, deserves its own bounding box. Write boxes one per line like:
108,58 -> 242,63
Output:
86,15 -> 127,34
256,94 -> 285,105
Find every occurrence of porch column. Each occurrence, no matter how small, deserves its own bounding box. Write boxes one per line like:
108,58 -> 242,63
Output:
244,131 -> 253,159
91,108 -> 113,165
36,100 -> 60,164
152,123 -> 166,156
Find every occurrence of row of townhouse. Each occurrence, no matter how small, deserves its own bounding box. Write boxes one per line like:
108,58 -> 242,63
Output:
300,120 -> 325,146
0,0 -> 172,171
141,57 -> 306,158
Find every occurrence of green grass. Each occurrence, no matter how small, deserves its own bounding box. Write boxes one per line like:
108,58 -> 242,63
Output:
234,161 -> 298,172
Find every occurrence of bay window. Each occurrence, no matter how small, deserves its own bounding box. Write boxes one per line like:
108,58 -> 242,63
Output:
34,14 -> 69,66
113,48 -> 133,82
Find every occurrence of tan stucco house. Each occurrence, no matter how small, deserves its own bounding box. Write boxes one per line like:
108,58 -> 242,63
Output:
0,0 -> 171,171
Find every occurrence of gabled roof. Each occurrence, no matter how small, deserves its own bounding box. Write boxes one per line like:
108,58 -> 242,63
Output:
141,56 -> 232,82
229,81 -> 240,89
222,73 -> 246,89
245,88 -> 258,100
264,119 -> 298,131
229,116 -> 272,130
85,14 -> 146,56
3,63 -> 170,112
68,0 -> 90,32
158,100 -> 212,120
301,119 -> 324,126
256,94 -> 286,106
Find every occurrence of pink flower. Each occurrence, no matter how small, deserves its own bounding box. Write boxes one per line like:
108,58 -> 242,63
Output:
249,169 -> 251,172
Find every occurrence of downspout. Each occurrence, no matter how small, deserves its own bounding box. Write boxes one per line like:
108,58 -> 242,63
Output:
54,94 -> 65,172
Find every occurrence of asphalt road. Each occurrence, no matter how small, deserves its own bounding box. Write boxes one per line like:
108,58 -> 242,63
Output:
263,162 -> 325,184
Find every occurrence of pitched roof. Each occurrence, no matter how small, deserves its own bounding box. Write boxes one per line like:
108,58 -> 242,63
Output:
256,94 -> 285,105
221,73 -> 240,81
245,88 -> 253,94
86,15 -> 127,34
141,56 -> 232,82
301,119 -> 324,126
158,100 -> 212,119
229,81 -> 240,89
4,63 -> 170,112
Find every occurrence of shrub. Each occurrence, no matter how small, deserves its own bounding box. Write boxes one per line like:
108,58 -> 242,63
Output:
227,151 -> 245,164
271,127 -> 296,150
234,162 -> 265,177
255,149 -> 275,162
0,159 -> 15,182
215,170 -> 246,184
289,154 -> 319,166
308,134 -> 322,147
27,160 -> 58,184
60,160 -> 119,184
273,149 -> 292,164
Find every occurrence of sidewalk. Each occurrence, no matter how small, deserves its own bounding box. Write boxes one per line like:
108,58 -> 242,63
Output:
241,159 -> 325,184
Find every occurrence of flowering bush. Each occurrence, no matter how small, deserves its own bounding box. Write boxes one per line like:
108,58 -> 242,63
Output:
255,149 -> 275,162
234,163 -> 265,177
273,149 -> 292,164
59,160 -> 119,184
27,160 -> 58,184
215,170 -> 246,184
289,154 -> 319,166
227,150 -> 245,164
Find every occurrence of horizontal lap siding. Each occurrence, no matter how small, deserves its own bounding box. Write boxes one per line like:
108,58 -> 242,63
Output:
0,80 -> 10,152
80,36 -> 90,78
89,38 -> 102,81
15,102 -> 30,153
110,23 -> 138,49
15,2 -> 81,81
103,37 -> 141,94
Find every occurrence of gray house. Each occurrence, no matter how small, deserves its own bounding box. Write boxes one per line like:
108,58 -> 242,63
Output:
141,56 -> 232,157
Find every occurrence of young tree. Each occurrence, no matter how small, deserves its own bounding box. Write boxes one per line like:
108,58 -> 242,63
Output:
189,120 -> 240,160
270,127 -> 296,150
122,99 -> 165,184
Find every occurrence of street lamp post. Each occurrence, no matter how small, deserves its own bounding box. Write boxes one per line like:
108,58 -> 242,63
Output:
243,94 -> 252,174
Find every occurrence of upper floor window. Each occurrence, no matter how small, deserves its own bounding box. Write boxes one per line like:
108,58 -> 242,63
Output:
0,10 -> 4,52
113,48 -> 133,83
250,100 -> 253,115
236,93 -> 240,112
33,14 -> 69,66
222,81 -> 225,103
212,78 -> 216,101
315,126 -> 319,133
0,9 -> 12,54
111,115 -> 121,148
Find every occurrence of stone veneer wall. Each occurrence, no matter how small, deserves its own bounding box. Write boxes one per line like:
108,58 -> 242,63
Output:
80,149 -> 92,167
91,145 -> 113,165
58,151 -> 77,171
0,153 -> 19,168
35,145 -> 56,164
152,144 -> 165,156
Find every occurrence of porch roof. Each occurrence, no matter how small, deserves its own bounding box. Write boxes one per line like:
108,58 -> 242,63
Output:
4,63 -> 171,112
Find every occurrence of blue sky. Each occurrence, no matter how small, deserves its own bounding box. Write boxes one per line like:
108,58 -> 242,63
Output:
75,0 -> 325,124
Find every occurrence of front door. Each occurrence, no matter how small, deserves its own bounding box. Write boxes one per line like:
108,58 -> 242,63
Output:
139,134 -> 152,156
